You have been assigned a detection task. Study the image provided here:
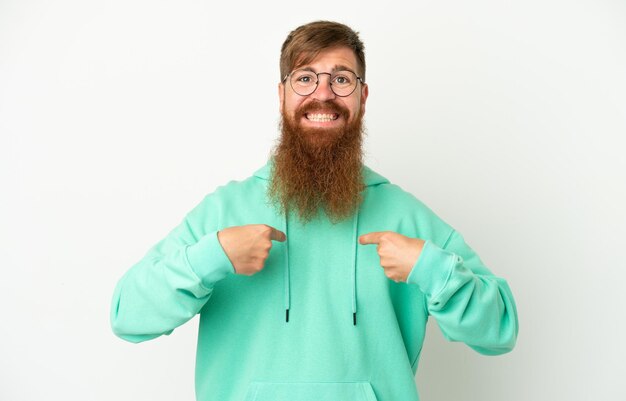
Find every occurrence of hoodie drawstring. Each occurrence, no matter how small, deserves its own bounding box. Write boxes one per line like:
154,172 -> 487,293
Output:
351,208 -> 360,325
284,212 -> 290,323
283,206 -> 360,326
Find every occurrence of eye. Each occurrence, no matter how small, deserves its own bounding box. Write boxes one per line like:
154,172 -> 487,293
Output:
332,73 -> 352,86
292,71 -> 317,85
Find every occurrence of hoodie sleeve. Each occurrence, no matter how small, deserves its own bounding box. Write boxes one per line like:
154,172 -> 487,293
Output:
406,229 -> 519,355
110,196 -> 235,343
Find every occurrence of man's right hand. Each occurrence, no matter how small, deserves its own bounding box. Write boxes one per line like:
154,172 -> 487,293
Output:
217,224 -> 287,275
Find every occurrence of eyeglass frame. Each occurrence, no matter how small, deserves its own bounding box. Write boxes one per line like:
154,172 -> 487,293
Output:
282,68 -> 365,97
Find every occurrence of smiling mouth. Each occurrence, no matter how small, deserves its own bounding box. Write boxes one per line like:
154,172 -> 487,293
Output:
305,113 -> 339,122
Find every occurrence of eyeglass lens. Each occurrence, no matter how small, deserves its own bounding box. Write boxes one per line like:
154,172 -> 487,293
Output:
290,70 -> 359,97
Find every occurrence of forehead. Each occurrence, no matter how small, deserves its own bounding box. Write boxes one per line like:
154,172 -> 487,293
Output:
293,46 -> 358,72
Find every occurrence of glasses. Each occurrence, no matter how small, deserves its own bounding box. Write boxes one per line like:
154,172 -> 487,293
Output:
282,69 -> 364,97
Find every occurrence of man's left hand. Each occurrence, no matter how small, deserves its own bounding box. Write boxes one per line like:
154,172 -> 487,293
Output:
359,231 -> 425,283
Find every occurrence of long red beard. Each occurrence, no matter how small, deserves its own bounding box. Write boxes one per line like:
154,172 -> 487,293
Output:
268,100 -> 366,224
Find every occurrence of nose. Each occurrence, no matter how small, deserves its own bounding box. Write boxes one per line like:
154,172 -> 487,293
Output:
310,73 -> 336,101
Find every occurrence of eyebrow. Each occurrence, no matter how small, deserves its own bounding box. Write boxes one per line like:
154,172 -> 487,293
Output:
299,64 -> 357,74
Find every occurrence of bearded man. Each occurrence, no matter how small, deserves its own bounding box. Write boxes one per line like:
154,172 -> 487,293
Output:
111,20 -> 518,401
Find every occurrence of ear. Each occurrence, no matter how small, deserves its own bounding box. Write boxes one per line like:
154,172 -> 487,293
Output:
278,82 -> 285,114
360,83 -> 369,115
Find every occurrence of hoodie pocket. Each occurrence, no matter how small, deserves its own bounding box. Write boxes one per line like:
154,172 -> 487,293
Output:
243,381 -> 379,401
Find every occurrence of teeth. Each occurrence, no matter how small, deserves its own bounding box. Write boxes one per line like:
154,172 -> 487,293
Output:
307,113 -> 338,122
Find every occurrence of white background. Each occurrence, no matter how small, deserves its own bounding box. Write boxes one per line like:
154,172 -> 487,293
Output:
2,0 -> 625,400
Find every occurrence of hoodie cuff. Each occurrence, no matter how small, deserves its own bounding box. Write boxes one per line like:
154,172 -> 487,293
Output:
406,239 -> 457,297
185,230 -> 235,288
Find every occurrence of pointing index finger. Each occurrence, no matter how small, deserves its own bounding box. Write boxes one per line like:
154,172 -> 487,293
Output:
269,227 -> 287,242
359,231 -> 384,245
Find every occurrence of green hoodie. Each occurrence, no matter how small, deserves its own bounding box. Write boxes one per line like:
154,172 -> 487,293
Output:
111,159 -> 518,401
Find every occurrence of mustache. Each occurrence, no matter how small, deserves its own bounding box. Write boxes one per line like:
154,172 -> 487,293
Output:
295,100 -> 350,120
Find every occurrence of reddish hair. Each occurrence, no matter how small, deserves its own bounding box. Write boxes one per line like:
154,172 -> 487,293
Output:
280,21 -> 366,82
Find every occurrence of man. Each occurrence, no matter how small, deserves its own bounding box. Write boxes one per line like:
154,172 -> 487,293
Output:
111,20 -> 518,401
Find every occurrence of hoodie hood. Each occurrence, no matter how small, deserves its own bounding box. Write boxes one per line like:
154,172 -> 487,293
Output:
253,158 -> 390,325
